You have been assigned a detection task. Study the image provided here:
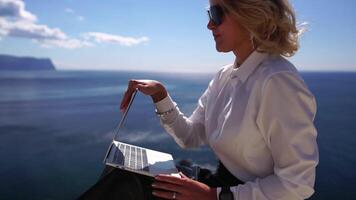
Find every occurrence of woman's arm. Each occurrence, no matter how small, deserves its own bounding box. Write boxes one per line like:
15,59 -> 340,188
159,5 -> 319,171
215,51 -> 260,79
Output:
120,72 -> 219,149
154,76 -> 216,149
156,66 -> 231,149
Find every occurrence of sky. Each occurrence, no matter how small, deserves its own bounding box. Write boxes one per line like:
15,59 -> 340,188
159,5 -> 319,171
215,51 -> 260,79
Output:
0,0 -> 356,73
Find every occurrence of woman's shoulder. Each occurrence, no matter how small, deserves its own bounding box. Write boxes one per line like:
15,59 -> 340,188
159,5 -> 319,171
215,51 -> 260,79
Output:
255,55 -> 315,101
212,63 -> 234,81
256,55 -> 303,83
219,63 -> 234,75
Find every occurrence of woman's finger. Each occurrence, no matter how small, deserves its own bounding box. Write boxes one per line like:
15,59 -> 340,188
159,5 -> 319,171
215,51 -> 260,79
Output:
179,172 -> 188,179
120,80 -> 139,110
155,174 -> 186,186
138,84 -> 157,96
120,79 -> 165,111
152,189 -> 180,200
152,181 -> 184,193
119,91 -> 133,111
136,83 -> 149,92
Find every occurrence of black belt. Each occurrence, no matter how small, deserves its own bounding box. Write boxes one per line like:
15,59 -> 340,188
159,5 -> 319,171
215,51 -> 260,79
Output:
197,161 -> 244,188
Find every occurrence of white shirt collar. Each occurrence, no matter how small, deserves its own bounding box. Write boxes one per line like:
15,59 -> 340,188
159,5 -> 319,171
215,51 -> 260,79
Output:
230,50 -> 268,82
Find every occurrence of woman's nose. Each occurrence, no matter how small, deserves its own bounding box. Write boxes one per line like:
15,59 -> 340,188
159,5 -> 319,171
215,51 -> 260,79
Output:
207,19 -> 216,30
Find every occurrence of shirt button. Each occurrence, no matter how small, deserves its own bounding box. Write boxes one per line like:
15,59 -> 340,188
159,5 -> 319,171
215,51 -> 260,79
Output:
230,73 -> 237,79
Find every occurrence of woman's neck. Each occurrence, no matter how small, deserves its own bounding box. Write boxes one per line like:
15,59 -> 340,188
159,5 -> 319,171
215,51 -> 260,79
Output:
233,41 -> 255,68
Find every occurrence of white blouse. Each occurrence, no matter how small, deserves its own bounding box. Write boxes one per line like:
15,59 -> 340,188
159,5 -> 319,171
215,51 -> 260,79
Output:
155,51 -> 319,200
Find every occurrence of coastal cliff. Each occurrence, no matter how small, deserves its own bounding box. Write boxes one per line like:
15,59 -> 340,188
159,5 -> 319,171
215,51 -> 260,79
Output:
0,54 -> 56,70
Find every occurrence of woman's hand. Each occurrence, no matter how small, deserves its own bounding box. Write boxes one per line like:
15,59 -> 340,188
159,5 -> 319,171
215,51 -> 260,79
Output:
152,172 -> 217,200
120,79 -> 167,112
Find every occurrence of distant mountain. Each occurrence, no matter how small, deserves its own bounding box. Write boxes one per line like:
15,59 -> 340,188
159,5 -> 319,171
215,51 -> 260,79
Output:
0,54 -> 56,71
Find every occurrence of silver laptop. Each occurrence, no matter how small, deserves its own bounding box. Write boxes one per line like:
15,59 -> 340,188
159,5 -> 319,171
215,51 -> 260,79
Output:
103,89 -> 178,177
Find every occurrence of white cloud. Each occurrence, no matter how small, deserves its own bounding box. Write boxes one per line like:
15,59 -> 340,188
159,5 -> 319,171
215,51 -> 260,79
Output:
39,38 -> 94,49
83,32 -> 149,46
0,15 -> 89,49
64,8 -> 74,14
64,7 -> 85,22
0,0 -> 37,22
0,0 -> 149,49
77,15 -> 85,21
0,0 -> 92,49
1,19 -> 67,40
0,18 -> 7,35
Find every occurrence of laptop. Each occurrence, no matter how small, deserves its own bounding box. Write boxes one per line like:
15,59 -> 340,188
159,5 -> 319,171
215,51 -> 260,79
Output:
103,89 -> 178,177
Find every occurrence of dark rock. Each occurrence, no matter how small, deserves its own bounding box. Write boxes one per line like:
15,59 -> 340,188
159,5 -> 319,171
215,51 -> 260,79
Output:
0,54 -> 56,70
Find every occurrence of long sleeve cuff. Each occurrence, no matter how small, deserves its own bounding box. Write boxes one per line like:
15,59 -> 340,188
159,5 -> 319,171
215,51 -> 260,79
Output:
155,94 -> 176,113
154,94 -> 178,123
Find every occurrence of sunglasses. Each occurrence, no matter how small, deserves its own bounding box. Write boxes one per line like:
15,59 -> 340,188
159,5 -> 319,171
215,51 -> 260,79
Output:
207,5 -> 225,26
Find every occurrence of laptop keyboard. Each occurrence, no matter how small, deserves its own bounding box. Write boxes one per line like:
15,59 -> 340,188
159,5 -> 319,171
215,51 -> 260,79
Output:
114,142 -> 149,171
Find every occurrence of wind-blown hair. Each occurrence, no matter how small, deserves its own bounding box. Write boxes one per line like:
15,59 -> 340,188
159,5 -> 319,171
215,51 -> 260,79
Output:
220,0 -> 303,57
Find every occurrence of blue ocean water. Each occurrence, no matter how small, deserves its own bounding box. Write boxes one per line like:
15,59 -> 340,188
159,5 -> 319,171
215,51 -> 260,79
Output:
0,70 -> 355,200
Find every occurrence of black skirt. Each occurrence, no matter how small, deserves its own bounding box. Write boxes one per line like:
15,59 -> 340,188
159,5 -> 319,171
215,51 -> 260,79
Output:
78,161 -> 244,200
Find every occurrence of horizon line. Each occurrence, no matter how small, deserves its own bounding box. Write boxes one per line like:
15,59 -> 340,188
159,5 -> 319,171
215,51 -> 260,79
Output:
55,68 -> 356,74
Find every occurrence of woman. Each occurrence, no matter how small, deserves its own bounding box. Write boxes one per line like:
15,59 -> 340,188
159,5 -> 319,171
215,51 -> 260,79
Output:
120,0 -> 318,199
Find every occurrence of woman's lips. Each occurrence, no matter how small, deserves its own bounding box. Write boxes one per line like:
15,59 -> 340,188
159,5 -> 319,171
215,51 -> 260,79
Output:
213,34 -> 221,40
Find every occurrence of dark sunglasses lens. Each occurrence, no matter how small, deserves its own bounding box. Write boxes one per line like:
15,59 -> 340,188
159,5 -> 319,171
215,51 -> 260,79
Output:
209,5 -> 224,25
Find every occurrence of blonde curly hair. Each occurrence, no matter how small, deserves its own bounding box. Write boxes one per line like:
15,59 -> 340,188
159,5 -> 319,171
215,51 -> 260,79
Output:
219,0 -> 303,57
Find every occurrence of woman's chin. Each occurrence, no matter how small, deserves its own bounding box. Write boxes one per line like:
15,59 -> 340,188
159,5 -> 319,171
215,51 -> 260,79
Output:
216,45 -> 231,53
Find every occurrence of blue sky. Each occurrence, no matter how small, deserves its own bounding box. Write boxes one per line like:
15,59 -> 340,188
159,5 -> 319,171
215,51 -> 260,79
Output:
0,0 -> 355,72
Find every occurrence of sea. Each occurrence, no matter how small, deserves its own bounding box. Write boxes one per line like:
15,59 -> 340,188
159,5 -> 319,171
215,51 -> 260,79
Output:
0,70 -> 355,200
